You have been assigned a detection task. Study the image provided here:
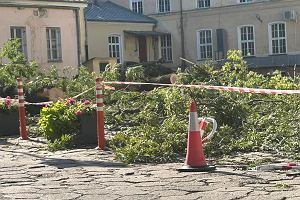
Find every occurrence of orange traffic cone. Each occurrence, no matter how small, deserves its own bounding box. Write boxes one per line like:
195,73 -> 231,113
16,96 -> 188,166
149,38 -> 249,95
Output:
178,100 -> 216,172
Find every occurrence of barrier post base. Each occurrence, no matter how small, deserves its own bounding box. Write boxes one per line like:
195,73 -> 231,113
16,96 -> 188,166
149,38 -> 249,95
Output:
177,165 -> 216,172
95,146 -> 110,151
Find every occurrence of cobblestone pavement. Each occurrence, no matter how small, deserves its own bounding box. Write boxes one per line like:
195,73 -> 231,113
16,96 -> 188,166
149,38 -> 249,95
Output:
1,137 -> 300,200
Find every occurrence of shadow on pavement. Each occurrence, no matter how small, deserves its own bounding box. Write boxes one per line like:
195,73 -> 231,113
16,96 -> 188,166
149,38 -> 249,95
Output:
0,148 -> 127,169
40,158 -> 127,169
0,136 -> 17,145
212,169 -> 264,180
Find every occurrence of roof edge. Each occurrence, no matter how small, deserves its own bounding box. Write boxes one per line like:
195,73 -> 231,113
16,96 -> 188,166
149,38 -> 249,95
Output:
87,19 -> 156,24
0,0 -> 87,8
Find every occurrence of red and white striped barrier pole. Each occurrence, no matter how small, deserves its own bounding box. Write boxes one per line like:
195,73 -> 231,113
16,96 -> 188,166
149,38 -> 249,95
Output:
96,77 -> 105,150
17,78 -> 28,140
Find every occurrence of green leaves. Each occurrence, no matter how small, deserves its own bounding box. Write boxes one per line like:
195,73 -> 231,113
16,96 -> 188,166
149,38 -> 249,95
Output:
125,66 -> 145,82
111,117 -> 187,164
0,39 -> 38,86
38,99 -> 95,150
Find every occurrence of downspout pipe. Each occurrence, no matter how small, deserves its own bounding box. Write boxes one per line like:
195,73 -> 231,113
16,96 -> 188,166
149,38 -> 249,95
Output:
180,0 -> 185,68
84,8 -> 89,61
75,8 -> 81,67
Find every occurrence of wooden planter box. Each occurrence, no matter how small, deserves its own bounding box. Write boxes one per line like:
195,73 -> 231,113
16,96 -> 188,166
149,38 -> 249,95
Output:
79,112 -> 97,145
0,111 -> 19,136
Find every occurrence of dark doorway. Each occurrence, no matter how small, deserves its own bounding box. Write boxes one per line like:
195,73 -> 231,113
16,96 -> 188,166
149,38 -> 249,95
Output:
138,36 -> 147,63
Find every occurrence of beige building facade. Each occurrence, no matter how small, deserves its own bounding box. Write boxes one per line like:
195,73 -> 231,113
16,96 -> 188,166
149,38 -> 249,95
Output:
87,21 -> 156,64
85,0 -> 174,72
0,0 -> 87,75
103,0 -> 300,70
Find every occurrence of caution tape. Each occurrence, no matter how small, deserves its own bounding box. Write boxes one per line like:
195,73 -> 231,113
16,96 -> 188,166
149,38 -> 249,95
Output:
25,101 -> 53,106
72,85 -> 115,99
0,97 -> 52,106
103,81 -> 300,95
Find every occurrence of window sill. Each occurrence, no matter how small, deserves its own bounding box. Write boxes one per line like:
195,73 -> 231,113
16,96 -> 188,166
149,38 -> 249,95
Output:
197,58 -> 213,61
162,61 -> 173,64
48,59 -> 63,63
268,53 -> 287,56
239,2 -> 253,5
196,7 -> 211,9
243,55 -> 256,58
157,11 -> 171,14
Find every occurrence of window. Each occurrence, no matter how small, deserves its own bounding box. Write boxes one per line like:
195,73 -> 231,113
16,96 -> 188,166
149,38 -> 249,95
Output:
10,27 -> 27,58
130,0 -> 143,14
157,0 -> 170,13
108,35 -> 122,63
197,0 -> 210,8
46,28 -> 62,61
160,34 -> 172,62
240,0 -> 252,3
238,25 -> 255,56
197,29 -> 213,60
269,22 -> 287,54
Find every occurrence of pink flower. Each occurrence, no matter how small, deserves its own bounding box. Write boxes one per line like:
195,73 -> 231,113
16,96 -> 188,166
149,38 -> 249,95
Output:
83,100 -> 91,105
75,110 -> 82,116
66,97 -> 76,105
5,96 -> 11,109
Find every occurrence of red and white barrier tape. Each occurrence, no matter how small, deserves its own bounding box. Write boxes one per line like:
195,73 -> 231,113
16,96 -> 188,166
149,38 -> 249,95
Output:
257,162 -> 300,171
0,98 -> 52,105
103,81 -> 300,95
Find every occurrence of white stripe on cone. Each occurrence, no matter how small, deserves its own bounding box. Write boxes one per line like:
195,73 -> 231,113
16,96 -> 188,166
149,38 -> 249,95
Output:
189,112 -> 200,132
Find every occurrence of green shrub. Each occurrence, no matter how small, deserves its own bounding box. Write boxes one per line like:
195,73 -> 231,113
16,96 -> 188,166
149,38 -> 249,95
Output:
125,66 -> 145,82
30,48 -> 300,162
111,116 -> 187,163
0,96 -> 18,113
38,98 -> 95,150
0,39 -> 38,87
102,64 -> 122,81
65,67 -> 96,100
108,50 -> 300,162
48,134 -> 74,151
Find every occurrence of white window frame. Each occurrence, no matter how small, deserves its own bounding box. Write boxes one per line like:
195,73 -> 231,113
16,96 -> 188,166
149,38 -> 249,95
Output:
157,0 -> 171,13
130,0 -> 143,14
108,34 -> 122,64
237,25 -> 256,57
239,0 -> 252,4
196,0 -> 211,8
268,22 -> 287,55
46,27 -> 62,62
197,29 -> 213,60
160,34 -> 173,62
10,26 -> 27,58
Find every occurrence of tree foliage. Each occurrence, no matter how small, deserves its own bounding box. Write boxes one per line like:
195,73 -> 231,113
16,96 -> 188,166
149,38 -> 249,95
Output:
108,50 -> 300,163
0,39 -> 38,86
29,47 -> 300,162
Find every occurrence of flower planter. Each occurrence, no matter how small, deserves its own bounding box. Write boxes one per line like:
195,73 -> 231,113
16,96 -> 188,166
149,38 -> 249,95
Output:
0,111 -> 19,136
79,112 -> 97,145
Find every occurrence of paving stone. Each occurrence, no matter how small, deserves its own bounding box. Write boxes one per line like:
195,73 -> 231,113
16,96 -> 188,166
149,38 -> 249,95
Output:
78,194 -> 120,200
39,193 -> 83,200
106,186 -> 149,196
3,193 -> 42,199
1,137 -> 300,200
118,194 -> 158,200
0,186 -> 39,194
